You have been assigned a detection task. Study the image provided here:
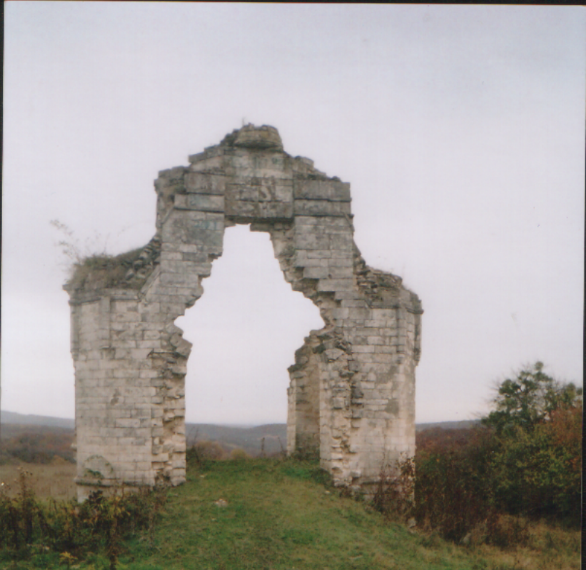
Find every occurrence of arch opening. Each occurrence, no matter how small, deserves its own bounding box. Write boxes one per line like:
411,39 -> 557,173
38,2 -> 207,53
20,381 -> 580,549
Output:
175,224 -> 324,427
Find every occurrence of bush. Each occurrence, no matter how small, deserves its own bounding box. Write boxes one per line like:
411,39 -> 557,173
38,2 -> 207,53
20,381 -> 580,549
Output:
394,363 -> 582,544
412,428 -> 500,542
0,469 -> 166,569
372,456 -> 415,522
482,363 -> 582,524
230,448 -> 251,460
490,405 -> 582,522
186,440 -> 230,465
482,362 -> 582,436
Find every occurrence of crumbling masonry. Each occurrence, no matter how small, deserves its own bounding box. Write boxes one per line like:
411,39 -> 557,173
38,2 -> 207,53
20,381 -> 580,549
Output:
65,125 -> 422,500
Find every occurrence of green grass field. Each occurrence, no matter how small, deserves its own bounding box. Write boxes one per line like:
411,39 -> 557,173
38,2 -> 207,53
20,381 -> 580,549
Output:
0,456 -> 580,570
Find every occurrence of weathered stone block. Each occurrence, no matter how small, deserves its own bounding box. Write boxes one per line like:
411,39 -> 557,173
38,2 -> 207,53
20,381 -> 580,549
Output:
225,198 -> 293,220
293,231 -> 330,250
303,266 -> 329,279
187,154 -> 224,171
317,278 -> 354,292
185,172 -> 226,194
174,193 -> 225,212
227,179 -> 292,203
293,200 -> 351,217
293,180 -> 351,202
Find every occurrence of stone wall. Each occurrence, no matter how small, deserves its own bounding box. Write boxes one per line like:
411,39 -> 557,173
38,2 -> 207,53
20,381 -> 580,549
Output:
66,125 -> 422,500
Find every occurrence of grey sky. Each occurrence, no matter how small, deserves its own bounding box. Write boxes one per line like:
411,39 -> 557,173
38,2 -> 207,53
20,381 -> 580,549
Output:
2,3 -> 584,424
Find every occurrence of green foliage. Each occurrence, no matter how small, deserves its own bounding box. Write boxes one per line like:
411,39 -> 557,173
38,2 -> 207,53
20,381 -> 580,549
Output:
490,405 -> 582,521
479,362 -> 582,523
0,457 -> 580,569
0,469 -> 167,569
398,362 -> 582,545
413,428 -> 502,543
482,362 -> 582,436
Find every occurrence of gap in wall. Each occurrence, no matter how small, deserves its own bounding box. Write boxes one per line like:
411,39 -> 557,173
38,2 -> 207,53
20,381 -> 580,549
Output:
175,224 -> 324,427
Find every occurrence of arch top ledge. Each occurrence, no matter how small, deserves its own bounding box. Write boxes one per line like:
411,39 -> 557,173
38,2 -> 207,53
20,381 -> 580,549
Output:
154,124 -> 353,229
65,124 -> 422,500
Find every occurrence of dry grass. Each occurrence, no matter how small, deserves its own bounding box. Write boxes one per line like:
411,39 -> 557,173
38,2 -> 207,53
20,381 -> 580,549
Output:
67,247 -> 144,291
0,458 -> 76,500
457,517 -> 582,570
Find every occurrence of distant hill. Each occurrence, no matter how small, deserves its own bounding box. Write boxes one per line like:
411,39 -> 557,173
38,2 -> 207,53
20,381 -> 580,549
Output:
1,410 -> 479,455
416,420 -> 480,431
185,422 -> 287,456
1,410 -> 75,430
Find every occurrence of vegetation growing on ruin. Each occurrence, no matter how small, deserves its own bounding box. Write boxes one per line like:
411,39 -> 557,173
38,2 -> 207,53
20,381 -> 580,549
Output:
65,248 -> 144,292
50,219 -> 151,292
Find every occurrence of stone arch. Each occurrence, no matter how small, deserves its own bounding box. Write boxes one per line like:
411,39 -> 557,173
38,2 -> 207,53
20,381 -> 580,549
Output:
66,125 -> 422,501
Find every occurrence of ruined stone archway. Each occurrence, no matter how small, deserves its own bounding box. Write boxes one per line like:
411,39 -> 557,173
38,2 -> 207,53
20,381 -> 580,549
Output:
65,125 -> 422,500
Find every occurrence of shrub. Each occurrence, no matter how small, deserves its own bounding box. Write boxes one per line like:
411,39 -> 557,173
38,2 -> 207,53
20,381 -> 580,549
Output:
416,427 -> 473,454
2,432 -> 75,464
490,406 -> 582,523
186,440 -> 229,465
230,448 -> 251,460
481,363 -> 582,524
401,363 -> 582,544
0,469 -> 167,569
482,362 -> 582,436
413,428 -> 500,543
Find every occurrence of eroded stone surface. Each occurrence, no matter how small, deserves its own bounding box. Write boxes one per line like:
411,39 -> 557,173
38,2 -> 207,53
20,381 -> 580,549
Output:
66,124 -> 422,500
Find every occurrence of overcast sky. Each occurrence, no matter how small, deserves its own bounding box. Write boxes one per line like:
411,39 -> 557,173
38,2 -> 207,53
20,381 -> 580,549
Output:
2,3 -> 584,425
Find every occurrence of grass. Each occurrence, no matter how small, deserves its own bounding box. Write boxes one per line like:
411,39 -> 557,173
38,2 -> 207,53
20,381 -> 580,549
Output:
120,457 -> 478,570
66,247 -> 144,292
469,519 -> 581,570
0,456 -> 580,570
0,460 -> 76,501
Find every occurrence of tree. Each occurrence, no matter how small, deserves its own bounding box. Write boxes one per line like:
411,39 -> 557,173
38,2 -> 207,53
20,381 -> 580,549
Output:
411,362 -> 582,534
482,362 -> 582,436
481,362 -> 582,522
